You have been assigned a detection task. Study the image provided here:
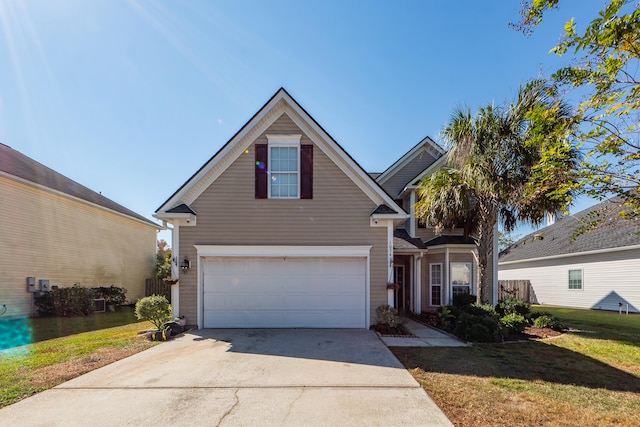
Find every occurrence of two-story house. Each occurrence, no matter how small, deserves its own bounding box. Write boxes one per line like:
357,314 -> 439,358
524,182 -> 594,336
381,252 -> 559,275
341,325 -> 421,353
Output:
155,88 -> 497,328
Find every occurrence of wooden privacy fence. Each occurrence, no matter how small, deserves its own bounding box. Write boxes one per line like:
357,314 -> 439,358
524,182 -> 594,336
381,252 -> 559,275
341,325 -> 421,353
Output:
498,280 -> 531,303
145,278 -> 171,302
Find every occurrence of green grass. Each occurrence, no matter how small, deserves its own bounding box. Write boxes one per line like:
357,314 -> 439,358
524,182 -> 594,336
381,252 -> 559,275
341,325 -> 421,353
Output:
392,306 -> 640,426
0,309 -> 158,408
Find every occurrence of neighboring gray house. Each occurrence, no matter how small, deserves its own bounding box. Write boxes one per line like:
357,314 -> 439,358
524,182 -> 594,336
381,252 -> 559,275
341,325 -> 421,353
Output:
499,200 -> 639,313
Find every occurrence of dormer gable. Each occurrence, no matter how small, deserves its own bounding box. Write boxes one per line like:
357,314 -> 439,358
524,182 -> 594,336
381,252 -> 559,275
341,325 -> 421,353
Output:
375,136 -> 445,197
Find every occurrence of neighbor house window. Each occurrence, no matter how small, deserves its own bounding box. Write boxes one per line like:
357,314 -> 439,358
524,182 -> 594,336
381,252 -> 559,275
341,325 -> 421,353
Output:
568,269 -> 583,290
430,263 -> 442,306
450,262 -> 472,299
267,134 -> 301,199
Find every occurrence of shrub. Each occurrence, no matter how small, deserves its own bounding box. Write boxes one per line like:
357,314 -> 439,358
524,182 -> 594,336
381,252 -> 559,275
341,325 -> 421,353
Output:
452,292 -> 476,307
453,312 -> 501,342
376,304 -> 399,328
500,313 -> 528,333
34,285 -> 95,316
533,315 -> 564,331
496,296 -> 531,317
135,295 -> 172,330
529,311 -> 553,320
462,303 -> 499,320
92,285 -> 127,306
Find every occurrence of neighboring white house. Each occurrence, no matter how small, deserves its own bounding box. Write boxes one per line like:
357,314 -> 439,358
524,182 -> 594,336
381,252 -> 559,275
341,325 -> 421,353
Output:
499,200 -> 639,313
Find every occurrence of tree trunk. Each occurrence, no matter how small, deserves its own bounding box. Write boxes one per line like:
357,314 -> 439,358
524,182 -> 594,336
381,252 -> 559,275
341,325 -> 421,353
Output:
476,213 -> 496,305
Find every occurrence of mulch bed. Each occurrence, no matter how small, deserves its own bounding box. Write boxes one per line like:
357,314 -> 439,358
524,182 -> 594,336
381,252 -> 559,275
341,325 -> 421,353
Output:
504,326 -> 564,341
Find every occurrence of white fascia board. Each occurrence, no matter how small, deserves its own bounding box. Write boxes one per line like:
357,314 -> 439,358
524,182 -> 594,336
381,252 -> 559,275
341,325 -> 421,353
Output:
2,171 -> 162,230
376,136 -> 445,185
194,245 -> 372,258
498,244 -> 640,266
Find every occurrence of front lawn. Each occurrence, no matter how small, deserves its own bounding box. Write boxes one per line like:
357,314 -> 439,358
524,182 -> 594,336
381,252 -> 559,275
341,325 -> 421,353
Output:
0,309 -> 158,408
392,306 -> 640,426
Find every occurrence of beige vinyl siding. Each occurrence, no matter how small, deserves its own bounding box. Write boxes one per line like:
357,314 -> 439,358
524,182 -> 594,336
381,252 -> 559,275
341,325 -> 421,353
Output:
0,175 -> 156,317
378,150 -> 437,197
499,248 -> 640,312
415,226 -> 464,243
179,113 -> 388,325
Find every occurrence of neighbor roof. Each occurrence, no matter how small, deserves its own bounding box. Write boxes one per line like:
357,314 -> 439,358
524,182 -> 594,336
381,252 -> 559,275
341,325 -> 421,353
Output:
0,143 -> 159,227
499,199 -> 640,263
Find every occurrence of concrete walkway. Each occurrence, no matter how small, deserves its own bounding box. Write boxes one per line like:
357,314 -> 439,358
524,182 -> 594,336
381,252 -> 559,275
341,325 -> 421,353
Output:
0,329 -> 453,427
378,319 -> 468,347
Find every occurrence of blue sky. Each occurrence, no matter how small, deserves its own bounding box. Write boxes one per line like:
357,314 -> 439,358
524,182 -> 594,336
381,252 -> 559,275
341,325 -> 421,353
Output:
0,0 -> 598,242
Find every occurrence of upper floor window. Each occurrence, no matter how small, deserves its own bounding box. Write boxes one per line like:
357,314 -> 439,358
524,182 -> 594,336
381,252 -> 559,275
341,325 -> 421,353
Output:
269,145 -> 299,198
255,134 -> 312,200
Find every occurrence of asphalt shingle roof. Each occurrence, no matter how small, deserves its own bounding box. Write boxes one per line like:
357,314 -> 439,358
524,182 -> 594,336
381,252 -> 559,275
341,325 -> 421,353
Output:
371,204 -> 398,215
394,229 -> 426,250
425,235 -> 476,246
499,199 -> 640,263
0,143 -> 158,227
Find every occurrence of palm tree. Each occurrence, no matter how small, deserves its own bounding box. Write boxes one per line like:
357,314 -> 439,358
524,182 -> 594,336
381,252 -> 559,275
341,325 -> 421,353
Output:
417,80 -> 578,304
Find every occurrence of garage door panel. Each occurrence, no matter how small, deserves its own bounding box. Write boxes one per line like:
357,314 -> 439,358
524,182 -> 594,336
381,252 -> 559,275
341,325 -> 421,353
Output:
203,256 -> 366,328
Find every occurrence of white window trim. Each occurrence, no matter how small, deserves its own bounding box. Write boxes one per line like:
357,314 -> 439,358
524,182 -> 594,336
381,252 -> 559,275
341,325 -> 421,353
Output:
450,262 -> 473,296
267,134 -> 301,199
568,268 -> 584,291
430,263 -> 443,306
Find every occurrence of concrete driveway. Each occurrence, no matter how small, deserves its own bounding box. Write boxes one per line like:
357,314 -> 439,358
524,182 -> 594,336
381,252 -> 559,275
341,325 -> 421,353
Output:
0,329 -> 452,426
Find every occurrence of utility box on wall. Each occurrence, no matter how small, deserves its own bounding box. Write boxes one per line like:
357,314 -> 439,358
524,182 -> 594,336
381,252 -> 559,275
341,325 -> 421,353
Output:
26,277 -> 38,292
39,279 -> 51,292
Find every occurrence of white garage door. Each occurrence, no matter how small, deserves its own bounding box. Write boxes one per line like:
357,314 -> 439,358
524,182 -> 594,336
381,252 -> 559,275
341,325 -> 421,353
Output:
203,256 -> 366,328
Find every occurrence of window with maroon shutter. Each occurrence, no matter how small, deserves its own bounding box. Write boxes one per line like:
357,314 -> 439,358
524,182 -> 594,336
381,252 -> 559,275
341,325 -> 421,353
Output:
255,144 -> 268,199
300,145 -> 313,199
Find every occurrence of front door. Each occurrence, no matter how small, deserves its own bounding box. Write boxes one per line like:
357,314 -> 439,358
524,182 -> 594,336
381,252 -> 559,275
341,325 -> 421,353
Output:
393,265 -> 410,314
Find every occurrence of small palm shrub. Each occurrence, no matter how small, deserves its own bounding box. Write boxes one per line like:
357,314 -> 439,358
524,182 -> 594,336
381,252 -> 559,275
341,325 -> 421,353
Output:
135,295 -> 172,330
500,313 -> 528,333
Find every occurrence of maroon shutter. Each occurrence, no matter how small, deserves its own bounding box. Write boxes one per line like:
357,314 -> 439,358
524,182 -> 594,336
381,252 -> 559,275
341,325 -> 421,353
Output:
255,144 -> 268,199
300,145 -> 313,199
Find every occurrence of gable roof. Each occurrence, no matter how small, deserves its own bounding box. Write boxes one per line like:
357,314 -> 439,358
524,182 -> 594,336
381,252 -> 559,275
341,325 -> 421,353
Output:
0,143 -> 159,228
156,88 -> 406,218
375,135 -> 445,188
499,199 -> 640,264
